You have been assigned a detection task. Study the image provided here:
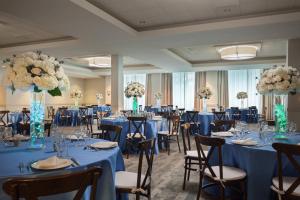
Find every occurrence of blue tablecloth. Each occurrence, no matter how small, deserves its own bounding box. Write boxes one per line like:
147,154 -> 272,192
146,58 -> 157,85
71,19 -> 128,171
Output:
101,118 -> 167,154
226,108 -> 258,123
97,105 -> 111,113
208,132 -> 300,200
0,138 -> 125,200
181,112 -> 214,135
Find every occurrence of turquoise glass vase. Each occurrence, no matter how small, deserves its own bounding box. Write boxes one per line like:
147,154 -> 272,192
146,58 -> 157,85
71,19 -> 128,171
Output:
132,96 -> 138,114
30,92 -> 45,148
274,103 -> 287,139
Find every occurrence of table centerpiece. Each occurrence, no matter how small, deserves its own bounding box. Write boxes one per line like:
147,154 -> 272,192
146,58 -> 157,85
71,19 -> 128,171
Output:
96,93 -> 103,106
257,65 -> 300,139
70,88 -> 82,107
124,82 -> 145,114
154,92 -> 162,108
3,51 -> 70,148
237,91 -> 248,108
198,87 -> 212,112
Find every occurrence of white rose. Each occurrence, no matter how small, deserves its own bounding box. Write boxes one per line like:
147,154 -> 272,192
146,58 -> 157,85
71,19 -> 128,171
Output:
31,67 -> 42,75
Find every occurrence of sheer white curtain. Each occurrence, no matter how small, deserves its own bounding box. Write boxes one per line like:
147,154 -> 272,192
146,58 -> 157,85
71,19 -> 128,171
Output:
228,69 -> 261,112
172,72 -> 195,110
124,74 -> 146,110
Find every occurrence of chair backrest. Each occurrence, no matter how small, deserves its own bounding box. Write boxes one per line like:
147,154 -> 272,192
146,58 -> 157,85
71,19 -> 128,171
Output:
136,139 -> 156,192
178,108 -> 185,116
272,143 -> 300,197
185,111 -> 199,124
47,106 -> 55,120
248,107 -> 258,115
195,135 -> 225,180
213,111 -> 226,120
79,107 -> 88,117
211,120 -> 236,132
0,110 -> 9,126
22,110 -> 30,124
3,167 -> 102,200
58,107 -> 68,116
167,115 -> 180,134
144,105 -> 152,112
181,123 -> 192,154
127,116 -> 147,138
99,124 -> 122,144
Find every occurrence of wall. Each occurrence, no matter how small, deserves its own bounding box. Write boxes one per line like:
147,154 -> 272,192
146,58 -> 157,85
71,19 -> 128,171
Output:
105,76 -> 111,104
84,77 -> 106,105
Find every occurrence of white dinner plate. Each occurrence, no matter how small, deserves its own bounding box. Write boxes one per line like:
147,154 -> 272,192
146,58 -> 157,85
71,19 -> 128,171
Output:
211,131 -> 234,137
90,141 -> 118,149
31,158 -> 73,170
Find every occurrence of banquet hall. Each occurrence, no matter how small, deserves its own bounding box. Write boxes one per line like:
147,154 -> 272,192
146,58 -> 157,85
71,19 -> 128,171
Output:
0,0 -> 300,200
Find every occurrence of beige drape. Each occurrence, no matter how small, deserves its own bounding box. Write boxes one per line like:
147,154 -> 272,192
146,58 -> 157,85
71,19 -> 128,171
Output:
194,72 -> 206,111
262,94 -> 274,120
217,71 -> 229,108
161,73 -> 173,105
145,74 -> 152,106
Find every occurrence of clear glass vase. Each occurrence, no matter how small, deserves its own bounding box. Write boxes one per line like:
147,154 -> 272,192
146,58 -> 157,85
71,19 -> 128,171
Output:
133,96 -> 138,114
156,99 -> 161,108
74,98 -> 79,107
202,98 -> 207,112
241,99 -> 245,108
30,92 -> 45,148
274,95 -> 288,139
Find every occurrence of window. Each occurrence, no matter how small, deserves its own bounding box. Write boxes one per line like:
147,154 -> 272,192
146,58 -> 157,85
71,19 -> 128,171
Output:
172,72 -> 195,110
228,69 -> 261,112
123,74 -> 146,110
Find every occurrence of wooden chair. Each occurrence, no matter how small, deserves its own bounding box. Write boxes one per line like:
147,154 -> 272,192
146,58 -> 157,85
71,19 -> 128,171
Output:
3,167 -> 102,200
0,110 -> 10,127
271,143 -> 300,200
116,139 -> 155,200
125,116 -> 147,159
247,106 -> 258,123
178,108 -> 185,117
157,115 -> 181,155
57,107 -> 71,126
144,106 -> 152,112
91,124 -> 122,144
185,111 -> 201,134
19,110 -> 30,135
210,120 -> 236,132
213,111 -> 226,120
181,123 -> 207,190
194,135 -> 247,200
78,107 -> 89,125
230,107 -> 241,121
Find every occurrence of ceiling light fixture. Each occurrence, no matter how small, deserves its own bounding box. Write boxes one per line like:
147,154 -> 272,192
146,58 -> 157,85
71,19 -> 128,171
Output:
217,44 -> 260,60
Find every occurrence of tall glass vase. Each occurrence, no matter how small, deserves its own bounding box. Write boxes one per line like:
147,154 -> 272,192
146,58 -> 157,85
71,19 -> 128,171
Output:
132,96 -> 138,114
241,99 -> 245,108
156,99 -> 161,108
202,98 -> 207,112
274,95 -> 288,139
74,98 -> 79,107
30,92 -> 45,148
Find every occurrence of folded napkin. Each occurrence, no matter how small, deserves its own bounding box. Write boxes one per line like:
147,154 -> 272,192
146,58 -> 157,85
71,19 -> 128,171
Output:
35,156 -> 70,169
6,134 -> 29,141
228,127 -> 236,132
212,131 -> 234,137
232,138 -> 257,146
90,141 -> 118,149
67,135 -> 83,140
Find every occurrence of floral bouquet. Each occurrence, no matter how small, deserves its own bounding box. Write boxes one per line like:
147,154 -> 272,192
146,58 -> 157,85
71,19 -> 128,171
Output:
237,92 -> 248,99
124,82 -> 145,98
70,88 -> 83,99
198,87 -> 212,99
96,93 -> 103,100
154,92 -> 162,100
3,51 -> 70,96
256,65 -> 300,95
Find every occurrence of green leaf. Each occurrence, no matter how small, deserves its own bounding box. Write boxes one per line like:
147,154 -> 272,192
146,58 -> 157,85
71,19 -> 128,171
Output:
48,87 -> 62,96
33,86 -> 42,93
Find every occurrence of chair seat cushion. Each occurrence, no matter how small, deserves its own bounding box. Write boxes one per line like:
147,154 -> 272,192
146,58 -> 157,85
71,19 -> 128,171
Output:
157,131 -> 178,136
127,133 -> 146,139
204,166 -> 246,181
115,171 -> 149,190
272,176 -> 300,196
185,150 -> 208,158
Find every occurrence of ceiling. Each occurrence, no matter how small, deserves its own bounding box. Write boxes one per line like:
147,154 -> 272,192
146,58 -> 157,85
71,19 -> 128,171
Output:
0,0 -> 299,78
87,0 -> 300,30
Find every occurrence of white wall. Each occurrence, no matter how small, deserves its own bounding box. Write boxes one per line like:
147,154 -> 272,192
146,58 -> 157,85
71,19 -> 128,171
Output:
105,76 -> 111,104
84,77 -> 106,105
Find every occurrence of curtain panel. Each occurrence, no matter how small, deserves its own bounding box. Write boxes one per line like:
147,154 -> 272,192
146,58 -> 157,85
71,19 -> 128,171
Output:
194,72 -> 206,111
217,71 -> 229,108
161,73 -> 173,105
145,74 -> 152,106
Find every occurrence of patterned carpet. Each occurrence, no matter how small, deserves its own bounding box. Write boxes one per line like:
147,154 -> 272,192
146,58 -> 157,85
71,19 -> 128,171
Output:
124,139 -> 215,200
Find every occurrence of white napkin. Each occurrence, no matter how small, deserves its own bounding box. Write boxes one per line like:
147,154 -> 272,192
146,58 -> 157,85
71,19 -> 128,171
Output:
228,127 -> 235,132
232,138 -> 257,146
5,134 -> 29,141
90,141 -> 118,149
67,135 -> 83,140
35,156 -> 70,169
212,131 -> 234,137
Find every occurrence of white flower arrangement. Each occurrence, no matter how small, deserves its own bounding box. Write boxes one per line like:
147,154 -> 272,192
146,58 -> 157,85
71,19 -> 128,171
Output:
124,81 -> 145,98
256,65 -> 300,95
198,87 -> 212,99
3,51 -> 70,96
154,92 -> 162,100
96,93 -> 103,100
70,88 -> 83,99
237,92 -> 248,99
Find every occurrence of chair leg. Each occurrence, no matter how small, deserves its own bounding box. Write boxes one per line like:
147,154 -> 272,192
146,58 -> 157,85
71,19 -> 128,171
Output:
147,185 -> 151,200
220,184 -> 225,200
125,140 -> 130,159
187,158 -> 191,181
183,158 -> 187,190
136,192 -> 140,200
196,172 -> 203,200
241,180 -> 247,200
167,136 -> 170,155
176,135 -> 181,153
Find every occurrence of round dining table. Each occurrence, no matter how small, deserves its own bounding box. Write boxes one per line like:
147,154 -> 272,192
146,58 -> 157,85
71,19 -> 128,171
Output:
0,137 -> 125,200
208,132 -> 300,200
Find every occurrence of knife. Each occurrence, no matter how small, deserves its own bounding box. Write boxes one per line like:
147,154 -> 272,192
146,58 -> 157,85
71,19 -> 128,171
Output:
71,157 -> 80,166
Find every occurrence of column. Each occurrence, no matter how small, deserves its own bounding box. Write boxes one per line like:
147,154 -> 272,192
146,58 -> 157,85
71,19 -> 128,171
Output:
111,55 -> 124,112
287,38 -> 300,131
